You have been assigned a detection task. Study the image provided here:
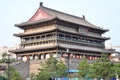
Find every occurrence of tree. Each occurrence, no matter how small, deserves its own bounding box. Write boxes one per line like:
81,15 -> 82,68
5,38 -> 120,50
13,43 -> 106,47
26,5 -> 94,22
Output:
36,67 -> 50,80
0,76 -> 6,80
37,54 -> 67,80
0,52 -> 7,63
89,60 -> 102,79
2,52 -> 7,59
46,54 -> 58,79
5,65 -> 22,80
112,62 -> 120,79
0,52 -> 16,63
0,52 -> 19,80
89,53 -> 116,80
77,57 -> 90,80
37,56 -> 57,80
56,60 -> 67,78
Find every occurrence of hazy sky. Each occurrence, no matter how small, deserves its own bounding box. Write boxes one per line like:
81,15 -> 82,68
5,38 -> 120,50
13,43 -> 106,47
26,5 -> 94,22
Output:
0,0 -> 120,51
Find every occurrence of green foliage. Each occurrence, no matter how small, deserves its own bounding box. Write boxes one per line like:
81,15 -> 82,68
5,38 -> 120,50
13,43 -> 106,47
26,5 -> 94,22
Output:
99,53 -> 109,62
113,63 -> 120,77
0,76 -> 6,80
36,68 -> 50,80
0,52 -> 7,63
56,60 -> 67,78
77,57 -> 90,79
89,61 -> 102,78
0,52 -> 16,63
2,52 -> 7,59
37,54 -> 67,80
0,52 -> 19,80
5,65 -> 22,80
89,53 -> 117,80
77,53 -> 120,80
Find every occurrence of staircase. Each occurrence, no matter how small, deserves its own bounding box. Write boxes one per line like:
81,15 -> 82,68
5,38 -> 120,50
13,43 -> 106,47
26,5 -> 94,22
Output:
13,61 -> 30,80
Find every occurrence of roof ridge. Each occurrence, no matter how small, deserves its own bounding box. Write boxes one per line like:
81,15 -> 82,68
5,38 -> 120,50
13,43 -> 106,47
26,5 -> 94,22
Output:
40,6 -> 54,18
41,6 -> 84,20
41,6 -> 107,30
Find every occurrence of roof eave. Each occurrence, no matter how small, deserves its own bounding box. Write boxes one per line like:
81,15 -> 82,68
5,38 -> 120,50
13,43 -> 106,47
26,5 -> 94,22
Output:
15,17 -> 57,28
13,27 -> 57,37
57,18 -> 108,32
102,29 -> 109,33
105,37 -> 110,40
10,45 -> 57,53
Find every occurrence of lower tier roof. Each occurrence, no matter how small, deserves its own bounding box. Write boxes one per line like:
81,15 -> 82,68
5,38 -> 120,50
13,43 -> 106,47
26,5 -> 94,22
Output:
10,44 -> 115,54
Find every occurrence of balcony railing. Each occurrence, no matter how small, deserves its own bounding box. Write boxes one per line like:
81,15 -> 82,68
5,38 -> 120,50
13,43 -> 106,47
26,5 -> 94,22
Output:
21,36 -> 104,48
21,37 -> 56,44
58,37 -> 104,48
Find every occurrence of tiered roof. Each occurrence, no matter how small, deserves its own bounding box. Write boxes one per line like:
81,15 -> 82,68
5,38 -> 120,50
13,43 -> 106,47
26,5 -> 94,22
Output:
11,45 -> 114,54
15,2 -> 108,33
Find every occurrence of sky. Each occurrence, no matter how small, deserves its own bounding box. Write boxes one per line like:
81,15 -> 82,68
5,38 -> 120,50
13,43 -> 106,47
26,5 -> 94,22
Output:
0,0 -> 120,51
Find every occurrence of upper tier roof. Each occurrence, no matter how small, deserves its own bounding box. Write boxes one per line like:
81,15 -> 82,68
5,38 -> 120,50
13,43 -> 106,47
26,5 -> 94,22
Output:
15,3 -> 108,32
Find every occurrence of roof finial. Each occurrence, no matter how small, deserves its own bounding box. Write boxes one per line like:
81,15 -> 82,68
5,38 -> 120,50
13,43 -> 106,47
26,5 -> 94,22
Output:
82,15 -> 85,20
40,2 -> 43,6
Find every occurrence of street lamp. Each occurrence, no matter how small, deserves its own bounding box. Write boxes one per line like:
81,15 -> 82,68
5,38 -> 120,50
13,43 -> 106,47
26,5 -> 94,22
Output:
7,54 -> 11,80
66,48 -> 69,80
